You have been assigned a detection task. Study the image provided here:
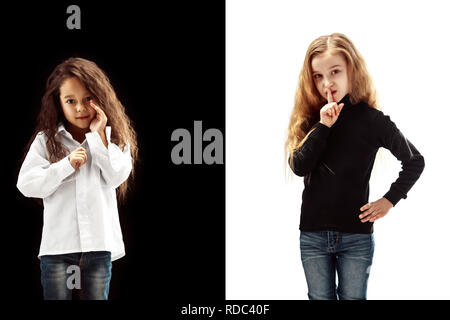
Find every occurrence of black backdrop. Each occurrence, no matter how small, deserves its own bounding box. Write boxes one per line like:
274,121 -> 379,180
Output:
5,0 -> 225,305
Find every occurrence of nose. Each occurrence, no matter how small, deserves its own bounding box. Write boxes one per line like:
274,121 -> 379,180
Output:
75,101 -> 89,113
323,79 -> 334,95
323,77 -> 333,90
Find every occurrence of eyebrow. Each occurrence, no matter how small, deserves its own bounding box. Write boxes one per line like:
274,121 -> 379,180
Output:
62,94 -> 91,99
312,64 -> 343,74
329,64 -> 342,69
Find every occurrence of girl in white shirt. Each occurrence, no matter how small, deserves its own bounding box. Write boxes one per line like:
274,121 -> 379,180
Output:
17,57 -> 138,300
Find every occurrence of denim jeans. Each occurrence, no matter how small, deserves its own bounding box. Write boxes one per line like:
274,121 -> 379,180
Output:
300,231 -> 374,300
40,251 -> 112,300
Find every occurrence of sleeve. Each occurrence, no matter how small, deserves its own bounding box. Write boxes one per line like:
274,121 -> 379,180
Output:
289,122 -> 331,177
371,111 -> 425,206
17,133 -> 75,198
85,127 -> 132,189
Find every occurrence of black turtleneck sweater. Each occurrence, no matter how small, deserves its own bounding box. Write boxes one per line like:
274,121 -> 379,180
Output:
289,94 -> 425,234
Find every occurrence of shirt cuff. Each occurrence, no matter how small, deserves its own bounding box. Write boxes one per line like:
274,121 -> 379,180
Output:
383,188 -> 406,207
54,155 -> 76,179
85,130 -> 109,161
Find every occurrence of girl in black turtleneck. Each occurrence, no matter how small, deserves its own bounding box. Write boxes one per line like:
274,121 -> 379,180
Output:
285,33 -> 424,300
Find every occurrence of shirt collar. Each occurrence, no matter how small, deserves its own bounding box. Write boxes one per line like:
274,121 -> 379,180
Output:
57,122 -> 66,134
338,93 -> 351,105
338,93 -> 367,114
339,93 -> 371,108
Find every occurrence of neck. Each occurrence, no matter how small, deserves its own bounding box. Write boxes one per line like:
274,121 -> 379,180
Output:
66,122 -> 89,143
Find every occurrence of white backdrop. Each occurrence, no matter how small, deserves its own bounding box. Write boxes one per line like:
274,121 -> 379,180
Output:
226,0 -> 448,300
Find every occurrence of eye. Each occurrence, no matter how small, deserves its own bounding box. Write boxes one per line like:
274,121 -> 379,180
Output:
313,74 -> 322,79
85,96 -> 92,102
331,69 -> 340,75
66,99 -> 75,104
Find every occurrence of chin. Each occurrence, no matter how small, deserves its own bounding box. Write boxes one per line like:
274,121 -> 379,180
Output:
73,123 -> 90,130
336,95 -> 344,102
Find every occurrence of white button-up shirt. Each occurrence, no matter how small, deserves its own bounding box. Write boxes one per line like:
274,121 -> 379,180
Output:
17,123 -> 132,261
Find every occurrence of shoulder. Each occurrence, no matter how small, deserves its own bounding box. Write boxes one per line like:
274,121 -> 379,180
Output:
364,108 -> 401,144
352,103 -> 400,138
357,102 -> 390,122
356,101 -> 379,114
29,131 -> 54,153
32,131 -> 48,145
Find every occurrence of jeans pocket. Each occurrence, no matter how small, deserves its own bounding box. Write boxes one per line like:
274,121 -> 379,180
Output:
300,231 -> 327,263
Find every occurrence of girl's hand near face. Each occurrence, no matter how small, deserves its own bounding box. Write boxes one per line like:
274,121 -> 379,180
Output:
359,197 -> 394,223
69,147 -> 88,170
89,101 -> 108,134
89,101 -> 109,147
319,88 -> 344,128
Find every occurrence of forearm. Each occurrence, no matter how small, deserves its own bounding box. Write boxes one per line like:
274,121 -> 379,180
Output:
384,150 -> 425,206
382,126 -> 425,206
290,122 -> 330,176
372,112 -> 425,206
17,155 -> 75,198
98,130 -> 108,148
85,129 -> 132,188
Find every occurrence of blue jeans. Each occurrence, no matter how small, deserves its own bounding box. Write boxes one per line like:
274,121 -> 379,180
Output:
40,251 -> 112,300
300,231 -> 374,300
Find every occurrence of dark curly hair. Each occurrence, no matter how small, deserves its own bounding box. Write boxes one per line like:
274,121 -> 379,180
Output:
20,57 -> 138,203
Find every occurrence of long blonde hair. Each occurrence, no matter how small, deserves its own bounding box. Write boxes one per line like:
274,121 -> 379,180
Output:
284,33 -> 379,179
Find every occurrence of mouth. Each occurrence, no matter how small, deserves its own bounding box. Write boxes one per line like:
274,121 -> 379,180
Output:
325,89 -> 337,97
76,116 -> 90,120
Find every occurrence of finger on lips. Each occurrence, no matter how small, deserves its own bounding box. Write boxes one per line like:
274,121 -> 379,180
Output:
326,102 -> 338,117
326,88 -> 335,103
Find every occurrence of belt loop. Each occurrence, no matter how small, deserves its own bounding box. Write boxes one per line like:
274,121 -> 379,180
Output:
79,252 -> 85,267
327,231 -> 330,248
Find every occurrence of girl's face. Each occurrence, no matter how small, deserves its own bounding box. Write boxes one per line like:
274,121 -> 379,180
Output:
311,51 -> 350,103
59,77 -> 97,133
